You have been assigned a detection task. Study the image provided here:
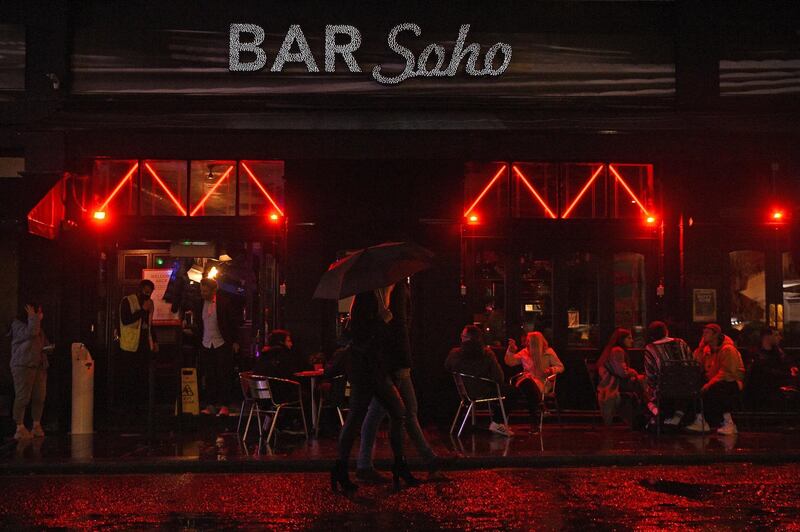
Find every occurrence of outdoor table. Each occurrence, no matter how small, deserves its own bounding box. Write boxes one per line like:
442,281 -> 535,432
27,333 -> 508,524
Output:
293,369 -> 325,434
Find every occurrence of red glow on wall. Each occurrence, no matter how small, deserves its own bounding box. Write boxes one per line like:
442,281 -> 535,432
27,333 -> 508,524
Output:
511,165 -> 557,219
144,162 -> 187,215
241,162 -> 285,217
97,162 -> 139,213
190,165 -> 234,216
28,177 -> 66,239
608,164 -> 650,217
562,165 -> 604,219
464,164 -> 507,218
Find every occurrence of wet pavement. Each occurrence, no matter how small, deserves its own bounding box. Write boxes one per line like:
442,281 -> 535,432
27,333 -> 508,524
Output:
2,418 -> 800,474
1,464 -> 799,529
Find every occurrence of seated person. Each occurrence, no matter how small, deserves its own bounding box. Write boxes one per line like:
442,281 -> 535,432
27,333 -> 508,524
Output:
445,325 -> 513,437
505,331 -> 564,433
595,328 -> 646,425
687,324 -> 745,435
643,321 -> 694,426
253,330 -> 297,379
747,327 -> 799,410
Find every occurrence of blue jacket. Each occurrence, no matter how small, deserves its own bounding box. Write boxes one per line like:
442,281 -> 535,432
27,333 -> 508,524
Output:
11,315 -> 49,369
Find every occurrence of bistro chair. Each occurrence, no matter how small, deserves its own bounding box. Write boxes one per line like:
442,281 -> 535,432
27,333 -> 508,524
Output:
315,374 -> 351,437
510,372 -> 561,433
449,372 -> 508,438
244,374 -> 308,446
655,359 -> 705,437
237,371 -> 257,436
584,357 -> 603,425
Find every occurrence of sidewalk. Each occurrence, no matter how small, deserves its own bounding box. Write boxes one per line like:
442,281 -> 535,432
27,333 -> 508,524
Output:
3,416 -> 800,474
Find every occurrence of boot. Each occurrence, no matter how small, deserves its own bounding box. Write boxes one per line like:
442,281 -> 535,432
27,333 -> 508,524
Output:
392,456 -> 420,491
330,459 -> 357,493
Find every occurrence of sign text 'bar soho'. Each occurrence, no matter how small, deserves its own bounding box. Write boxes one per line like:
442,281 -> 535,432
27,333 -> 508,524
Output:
229,23 -> 513,85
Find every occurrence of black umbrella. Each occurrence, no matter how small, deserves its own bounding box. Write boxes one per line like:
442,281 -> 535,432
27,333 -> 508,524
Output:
313,242 -> 435,300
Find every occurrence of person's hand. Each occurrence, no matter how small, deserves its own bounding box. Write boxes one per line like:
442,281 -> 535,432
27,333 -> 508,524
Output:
142,299 -> 154,313
507,338 -> 517,352
232,342 -> 240,354
25,304 -> 36,317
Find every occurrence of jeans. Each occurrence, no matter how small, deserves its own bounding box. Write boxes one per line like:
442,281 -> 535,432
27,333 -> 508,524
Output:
11,365 -> 47,424
357,368 -> 436,470
703,380 -> 740,426
338,352 -> 407,463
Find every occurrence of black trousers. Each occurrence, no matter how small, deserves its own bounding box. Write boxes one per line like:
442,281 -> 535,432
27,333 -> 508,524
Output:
338,352 -> 407,463
517,379 -> 543,422
117,339 -> 152,411
199,343 -> 234,407
702,380 -> 740,426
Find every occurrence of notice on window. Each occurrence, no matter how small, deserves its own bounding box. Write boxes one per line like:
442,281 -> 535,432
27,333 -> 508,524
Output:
143,268 -> 181,325
693,289 -> 717,323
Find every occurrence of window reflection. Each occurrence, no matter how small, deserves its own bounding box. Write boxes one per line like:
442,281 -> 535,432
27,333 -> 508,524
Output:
519,255 -> 553,338
141,160 -> 187,216
469,249 -> 506,346
189,160 -> 236,216
92,159 -> 138,216
464,162 -> 508,220
239,161 -> 285,216
566,252 -> 600,347
729,250 -> 766,330
614,252 -> 646,346
783,252 -> 800,345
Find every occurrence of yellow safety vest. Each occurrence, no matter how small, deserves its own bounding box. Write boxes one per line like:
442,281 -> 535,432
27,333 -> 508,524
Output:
119,294 -> 142,352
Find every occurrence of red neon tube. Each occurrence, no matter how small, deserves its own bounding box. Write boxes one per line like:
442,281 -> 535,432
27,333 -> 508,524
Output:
98,162 -> 139,212
190,165 -> 234,216
144,163 -> 187,215
464,164 -> 507,217
512,165 -> 557,219
561,165 -> 604,219
240,162 -> 285,217
608,165 -> 650,216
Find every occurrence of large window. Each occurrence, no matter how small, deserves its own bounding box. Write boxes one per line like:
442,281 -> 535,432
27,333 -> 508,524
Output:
92,159 -> 139,216
614,252 -> 647,346
141,160 -> 187,216
566,252 -> 600,347
729,250 -> 766,331
519,255 -> 553,337
464,162 -> 508,221
190,160 -> 236,217
239,161 -> 285,217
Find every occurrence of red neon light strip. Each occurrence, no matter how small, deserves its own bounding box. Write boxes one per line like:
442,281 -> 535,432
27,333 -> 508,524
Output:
561,165 -> 604,219
190,166 -> 234,216
144,163 -> 187,215
464,164 -> 507,217
98,162 -> 139,212
608,165 -> 650,216
240,162 -> 285,217
512,165 -> 557,219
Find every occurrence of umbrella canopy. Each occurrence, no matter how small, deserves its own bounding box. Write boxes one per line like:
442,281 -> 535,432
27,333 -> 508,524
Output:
313,242 -> 434,300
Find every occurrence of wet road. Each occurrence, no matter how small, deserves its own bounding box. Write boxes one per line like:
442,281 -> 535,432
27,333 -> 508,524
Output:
1,464 -> 799,530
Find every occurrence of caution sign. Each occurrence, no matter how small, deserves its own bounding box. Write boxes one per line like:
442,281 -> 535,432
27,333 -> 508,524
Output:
181,367 -> 200,415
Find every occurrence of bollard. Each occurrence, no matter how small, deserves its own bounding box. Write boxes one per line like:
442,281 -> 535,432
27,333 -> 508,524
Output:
71,342 -> 94,434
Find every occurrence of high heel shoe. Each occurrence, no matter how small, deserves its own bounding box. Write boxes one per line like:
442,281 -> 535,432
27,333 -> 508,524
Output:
391,456 -> 420,490
331,459 -> 358,493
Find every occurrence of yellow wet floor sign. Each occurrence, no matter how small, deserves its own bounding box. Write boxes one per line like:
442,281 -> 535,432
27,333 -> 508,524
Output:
181,367 -> 200,415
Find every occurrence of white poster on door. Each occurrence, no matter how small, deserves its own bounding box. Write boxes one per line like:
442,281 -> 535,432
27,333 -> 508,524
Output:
143,268 -> 181,325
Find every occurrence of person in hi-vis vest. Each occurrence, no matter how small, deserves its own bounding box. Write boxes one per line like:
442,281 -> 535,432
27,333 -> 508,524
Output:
118,279 -> 159,409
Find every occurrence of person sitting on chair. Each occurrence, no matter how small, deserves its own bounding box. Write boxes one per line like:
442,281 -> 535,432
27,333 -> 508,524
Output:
253,330 -> 297,379
643,321 -> 694,427
445,325 -> 512,437
505,331 -> 564,433
596,328 -> 646,425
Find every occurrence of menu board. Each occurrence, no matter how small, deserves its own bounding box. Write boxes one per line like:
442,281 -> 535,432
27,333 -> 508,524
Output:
143,269 -> 181,325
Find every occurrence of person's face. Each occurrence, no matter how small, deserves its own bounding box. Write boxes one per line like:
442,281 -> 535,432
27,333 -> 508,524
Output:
623,334 -> 634,349
702,328 -> 718,346
141,286 -> 153,299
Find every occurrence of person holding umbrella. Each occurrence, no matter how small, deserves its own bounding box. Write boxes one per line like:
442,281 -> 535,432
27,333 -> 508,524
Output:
316,242 -> 433,493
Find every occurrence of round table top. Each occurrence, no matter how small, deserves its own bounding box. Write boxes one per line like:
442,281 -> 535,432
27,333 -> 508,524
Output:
294,369 -> 324,378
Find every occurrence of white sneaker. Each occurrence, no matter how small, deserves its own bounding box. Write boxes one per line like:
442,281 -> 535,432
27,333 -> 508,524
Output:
685,414 -> 710,432
664,412 -> 684,427
13,426 -> 32,440
489,421 -> 514,437
717,417 -> 738,435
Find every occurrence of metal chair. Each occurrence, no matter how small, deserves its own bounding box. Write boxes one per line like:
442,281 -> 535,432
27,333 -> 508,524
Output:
655,359 -> 705,436
584,358 -> 603,425
510,372 -> 561,432
449,372 -> 508,437
315,374 -> 350,437
244,374 -> 308,445
237,371 -> 257,436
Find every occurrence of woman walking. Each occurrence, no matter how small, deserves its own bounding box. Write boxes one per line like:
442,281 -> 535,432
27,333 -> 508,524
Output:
10,303 -> 49,440
505,331 -> 564,433
596,328 -> 646,425
332,285 -> 418,492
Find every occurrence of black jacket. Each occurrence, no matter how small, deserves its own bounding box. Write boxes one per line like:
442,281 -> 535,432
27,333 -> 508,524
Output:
384,281 -> 413,372
192,294 -> 240,347
445,341 -> 504,398
253,345 -> 299,380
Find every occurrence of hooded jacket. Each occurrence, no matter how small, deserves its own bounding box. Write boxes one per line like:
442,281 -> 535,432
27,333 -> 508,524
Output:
694,335 -> 745,389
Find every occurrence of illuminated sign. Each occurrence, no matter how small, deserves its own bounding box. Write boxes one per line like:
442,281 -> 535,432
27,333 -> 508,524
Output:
229,23 -> 512,85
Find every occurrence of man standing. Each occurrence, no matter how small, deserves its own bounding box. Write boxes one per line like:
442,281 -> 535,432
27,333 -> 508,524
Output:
195,278 -> 240,416
119,279 -> 159,411
643,321 -> 694,427
687,323 -> 745,435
